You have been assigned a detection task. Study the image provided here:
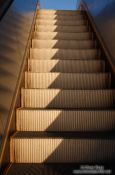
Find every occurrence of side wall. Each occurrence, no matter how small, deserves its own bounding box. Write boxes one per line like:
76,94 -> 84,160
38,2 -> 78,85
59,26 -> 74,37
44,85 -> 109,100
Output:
79,0 -> 115,68
0,0 -> 38,167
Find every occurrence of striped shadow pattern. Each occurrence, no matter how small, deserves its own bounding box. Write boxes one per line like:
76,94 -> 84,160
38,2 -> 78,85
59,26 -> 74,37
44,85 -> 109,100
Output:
5,9 -> 115,175
16,109 -> 115,132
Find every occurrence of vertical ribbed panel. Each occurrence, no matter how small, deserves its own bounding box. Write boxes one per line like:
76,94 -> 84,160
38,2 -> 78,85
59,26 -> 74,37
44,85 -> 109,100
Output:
35,19 -> 86,26
16,109 -> 115,131
25,72 -> 111,89
37,14 -> 85,20
30,48 -> 100,60
10,136 -> 115,163
37,10 -> 84,15
28,60 -> 105,73
21,89 -> 115,108
35,25 -> 89,33
33,32 -> 92,40
32,39 -> 95,49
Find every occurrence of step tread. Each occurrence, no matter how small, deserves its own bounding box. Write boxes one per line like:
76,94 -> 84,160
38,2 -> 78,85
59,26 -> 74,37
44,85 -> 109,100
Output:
37,14 -> 85,20
28,59 -> 105,73
33,31 -> 92,40
32,39 -> 95,49
37,10 -> 84,14
36,17 -> 85,22
16,109 -> 115,132
10,131 -> 115,163
30,48 -> 100,60
17,108 -> 115,112
37,10 -> 83,12
21,89 -> 115,109
11,131 -> 115,139
35,24 -> 87,27
32,39 -> 94,42
5,163 -> 115,175
35,25 -> 89,32
25,72 -> 111,89
25,72 -> 109,76
34,31 -> 91,35
35,19 -> 87,26
36,18 -> 86,21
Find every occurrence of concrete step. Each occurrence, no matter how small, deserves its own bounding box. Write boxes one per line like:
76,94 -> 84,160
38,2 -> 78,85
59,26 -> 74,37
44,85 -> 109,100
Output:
21,89 -> 115,109
35,25 -> 89,32
10,132 -> 115,163
30,49 -> 100,60
16,109 -> 115,132
28,60 -> 105,73
33,32 -> 93,40
35,19 -> 87,26
32,39 -> 96,50
37,10 -> 84,15
25,72 -> 111,89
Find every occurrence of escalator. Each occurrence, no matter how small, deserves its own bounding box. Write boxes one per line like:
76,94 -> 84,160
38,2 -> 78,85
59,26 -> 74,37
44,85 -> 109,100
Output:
2,9 -> 115,175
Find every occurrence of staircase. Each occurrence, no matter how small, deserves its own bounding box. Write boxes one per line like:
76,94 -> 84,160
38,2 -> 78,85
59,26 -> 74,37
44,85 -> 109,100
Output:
4,10 -> 115,175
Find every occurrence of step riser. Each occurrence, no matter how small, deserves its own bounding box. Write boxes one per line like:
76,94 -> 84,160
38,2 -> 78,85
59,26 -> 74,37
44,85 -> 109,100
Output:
16,110 -> 115,131
28,60 -> 105,73
35,25 -> 89,33
25,73 -> 111,89
32,40 -> 96,49
10,138 -> 115,163
37,10 -> 84,15
21,89 -> 115,109
35,20 -> 87,26
37,15 -> 85,20
33,32 -> 92,40
30,49 -> 100,60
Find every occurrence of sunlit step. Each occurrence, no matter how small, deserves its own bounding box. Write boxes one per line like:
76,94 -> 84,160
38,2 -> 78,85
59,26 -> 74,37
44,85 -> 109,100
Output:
21,89 -> 115,109
32,39 -> 96,50
33,32 -> 92,40
25,72 -> 111,89
16,109 -> 115,132
35,19 -> 87,26
37,10 -> 84,15
30,48 -> 100,60
28,59 -> 105,73
37,14 -> 85,20
35,25 -> 89,33
10,132 -> 115,163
